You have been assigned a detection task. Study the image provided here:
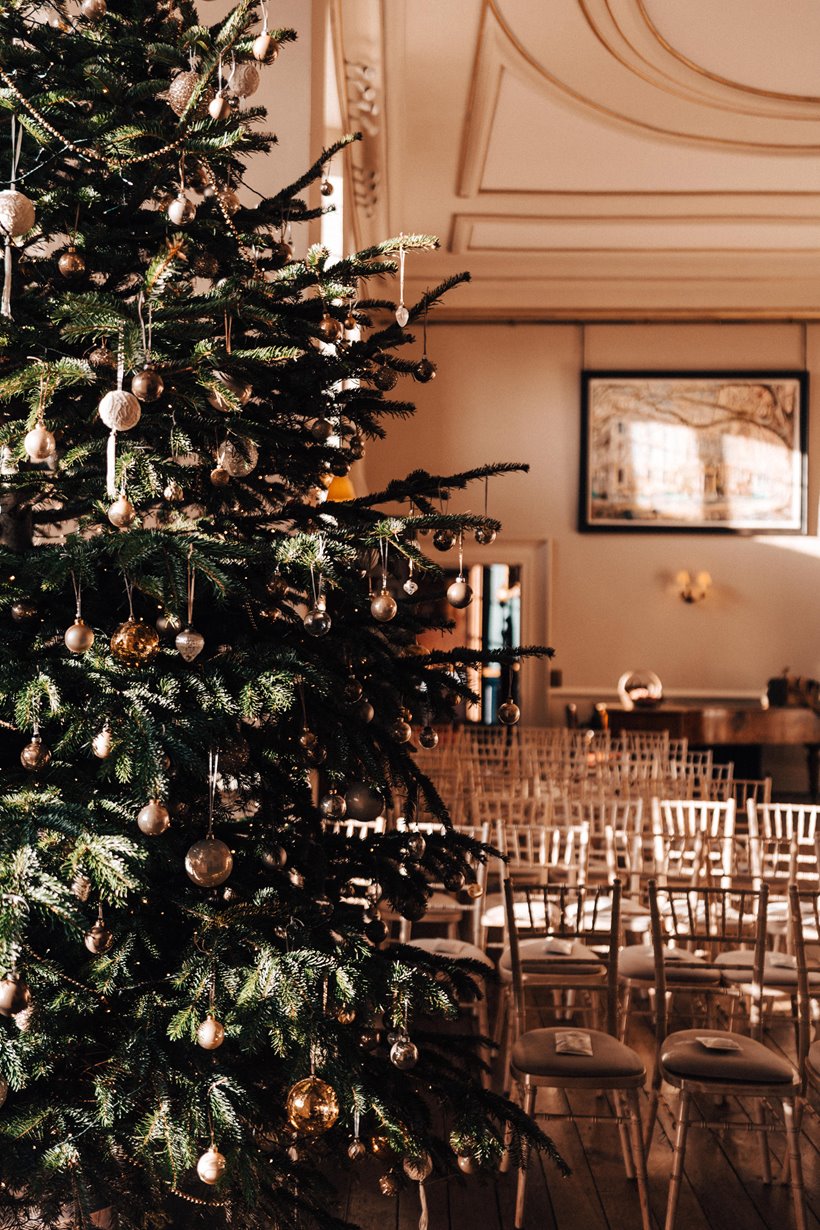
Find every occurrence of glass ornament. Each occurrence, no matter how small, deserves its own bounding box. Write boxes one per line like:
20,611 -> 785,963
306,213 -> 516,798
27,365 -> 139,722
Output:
110,619 -> 160,667
286,1075 -> 340,1137
185,836 -> 234,887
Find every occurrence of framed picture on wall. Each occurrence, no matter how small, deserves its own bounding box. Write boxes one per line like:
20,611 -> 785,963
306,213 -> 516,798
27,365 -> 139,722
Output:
579,370 -> 808,533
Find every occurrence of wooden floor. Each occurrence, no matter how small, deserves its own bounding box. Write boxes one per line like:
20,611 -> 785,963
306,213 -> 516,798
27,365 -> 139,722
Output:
342,1009 -> 820,1230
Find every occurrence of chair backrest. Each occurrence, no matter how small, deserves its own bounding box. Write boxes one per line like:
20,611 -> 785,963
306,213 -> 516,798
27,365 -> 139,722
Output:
648,879 -> 769,1041
502,876 -> 622,1037
651,798 -> 736,884
329,817 -> 386,839
747,801 -> 820,896
496,820 -> 590,886
789,885 -> 820,1086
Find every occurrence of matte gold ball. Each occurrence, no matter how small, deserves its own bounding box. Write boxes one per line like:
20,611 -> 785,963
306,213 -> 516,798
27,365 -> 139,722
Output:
196,1145 -> 226,1185
185,836 -> 234,887
285,1075 -> 340,1137
58,246 -> 86,278
84,923 -> 113,955
196,1015 -> 225,1050
210,466 -> 230,488
131,367 -> 164,403
110,618 -> 160,667
64,618 -> 95,654
208,93 -> 231,121
137,799 -> 170,836
20,736 -> 50,772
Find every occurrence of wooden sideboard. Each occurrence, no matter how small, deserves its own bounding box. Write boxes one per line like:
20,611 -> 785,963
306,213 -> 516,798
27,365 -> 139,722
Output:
604,704 -> 820,797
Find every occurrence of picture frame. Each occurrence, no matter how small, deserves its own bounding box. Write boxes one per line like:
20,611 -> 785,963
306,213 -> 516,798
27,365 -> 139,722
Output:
579,370 -> 808,534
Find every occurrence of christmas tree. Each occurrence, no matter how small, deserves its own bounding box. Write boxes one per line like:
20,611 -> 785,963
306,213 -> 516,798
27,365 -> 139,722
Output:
0,2 -> 558,1226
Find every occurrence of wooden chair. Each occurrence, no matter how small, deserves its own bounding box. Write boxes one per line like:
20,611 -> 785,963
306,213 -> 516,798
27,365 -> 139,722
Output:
504,876 -> 651,1230
790,884 -> 820,1109
646,880 -> 806,1230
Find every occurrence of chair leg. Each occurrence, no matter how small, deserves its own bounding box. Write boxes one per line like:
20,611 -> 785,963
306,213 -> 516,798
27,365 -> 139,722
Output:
782,1098 -> 807,1230
514,1084 -> 536,1230
751,1097 -> 771,1184
627,1088 -> 652,1230
614,1091 -> 636,1179
665,1089 -> 691,1230
620,984 -> 632,1042
644,1069 -> 661,1155
476,981 -> 491,1091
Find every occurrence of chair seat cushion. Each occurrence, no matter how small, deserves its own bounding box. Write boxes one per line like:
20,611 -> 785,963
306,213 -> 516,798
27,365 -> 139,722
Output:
660,1029 -> 796,1085
512,1027 -> 645,1080
499,938 -> 606,983
716,948 -> 820,989
408,937 -> 493,967
618,945 -> 721,985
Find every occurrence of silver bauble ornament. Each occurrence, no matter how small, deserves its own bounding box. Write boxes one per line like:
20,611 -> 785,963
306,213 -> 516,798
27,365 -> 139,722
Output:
196,1145 -> 226,1185
24,424 -> 56,462
98,390 -> 141,432
432,528 -> 456,552
319,789 -> 347,820
371,589 -> 397,622
418,725 -> 439,749
107,495 -> 136,528
175,626 -> 205,662
217,438 -> 258,477
475,525 -> 497,545
168,193 -> 196,226
446,577 -> 473,609
64,618 -> 95,654
137,799 -> 170,836
0,190 -> 35,238
84,922 -> 113,955
92,727 -> 113,759
227,62 -> 261,98
185,836 -> 234,887
304,606 -> 331,637
498,699 -> 521,726
196,1015 -> 225,1050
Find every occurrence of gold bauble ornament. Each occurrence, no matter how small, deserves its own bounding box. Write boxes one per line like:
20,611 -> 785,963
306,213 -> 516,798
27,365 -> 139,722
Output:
209,466 -> 230,487
163,480 -> 184,503
457,1154 -> 479,1175
84,922 -> 113,955
336,1006 -> 356,1025
24,424 -> 56,462
11,600 -> 37,622
347,1138 -> 366,1162
196,1015 -> 225,1050
403,1153 -> 433,1182
107,495 -> 136,529
196,1145 -> 226,1185
418,725 -> 439,749
167,70 -> 199,116
131,366 -> 164,403
446,577 -> 473,609
20,735 -> 50,772
92,727 -> 113,759
185,836 -> 234,887
285,1075 -> 340,1137
389,1037 -> 419,1070
80,0 -> 106,17
98,389 -> 141,432
58,245 -> 86,279
465,880 -> 484,899
378,1171 -> 400,1197
497,699 -> 521,726
0,190 -> 35,238
137,799 -> 170,836
252,32 -> 279,61
474,525 -> 497,546
0,975 -> 31,1017
64,618 -> 94,654
110,618 -> 160,667
370,1134 -> 391,1157
207,371 -> 252,411
219,188 -> 241,216
371,589 -> 397,623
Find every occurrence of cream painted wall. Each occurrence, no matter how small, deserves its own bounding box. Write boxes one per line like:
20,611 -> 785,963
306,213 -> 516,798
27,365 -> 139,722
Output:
366,322 -> 820,718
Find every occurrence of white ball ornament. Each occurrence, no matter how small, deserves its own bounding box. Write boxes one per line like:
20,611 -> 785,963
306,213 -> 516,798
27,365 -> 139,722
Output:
107,495 -> 136,529
196,1145 -> 227,1185
167,193 -> 196,226
98,390 -> 141,432
24,424 -> 55,462
0,190 -> 35,239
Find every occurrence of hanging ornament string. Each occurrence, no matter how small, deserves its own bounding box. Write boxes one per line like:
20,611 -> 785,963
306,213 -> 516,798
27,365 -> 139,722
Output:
123,574 -> 136,621
380,538 -> 389,589
207,748 -> 219,838
224,311 -> 233,356
186,549 -> 196,627
1,116 -> 24,318
105,328 -> 127,498
71,571 -> 83,622
395,234 -> 408,327
137,292 -> 153,365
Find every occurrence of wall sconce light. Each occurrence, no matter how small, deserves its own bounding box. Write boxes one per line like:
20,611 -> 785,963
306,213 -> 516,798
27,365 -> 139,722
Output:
676,570 -> 712,604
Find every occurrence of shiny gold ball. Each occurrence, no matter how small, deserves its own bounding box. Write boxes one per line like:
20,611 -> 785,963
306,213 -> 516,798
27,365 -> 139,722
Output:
131,367 -> 164,403
196,1145 -> 226,1185
497,700 -> 521,726
24,424 -> 56,462
371,590 -> 397,622
285,1075 -> 340,1137
107,495 -> 136,529
378,1171 -> 400,1198
185,836 -> 234,887
465,881 -> 484,899
418,725 -> 439,749
319,314 -> 344,343
0,975 -> 31,1017
347,1138 -> 366,1162
110,619 -> 160,667
137,799 -> 170,836
58,246 -> 86,278
64,618 -> 95,654
474,525 -> 497,546
92,727 -> 113,759
446,578 -> 473,609
370,1134 -> 391,1157
80,0 -> 106,17
84,922 -> 113,955
210,466 -> 230,488
196,1015 -> 225,1050
403,1153 -> 433,1182
457,1154 -> 479,1175
390,718 -> 413,744
336,1006 -> 356,1025
20,736 -> 51,772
